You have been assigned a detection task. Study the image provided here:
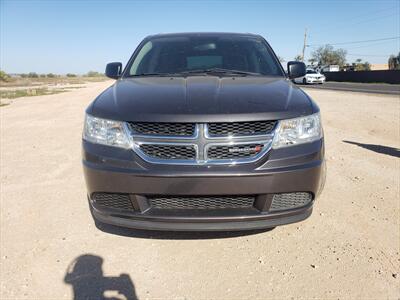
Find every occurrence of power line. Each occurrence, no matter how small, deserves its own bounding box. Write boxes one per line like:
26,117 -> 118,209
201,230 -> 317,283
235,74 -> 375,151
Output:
308,36 -> 400,47
347,53 -> 393,57
345,40 -> 400,50
341,12 -> 398,28
309,8 -> 399,35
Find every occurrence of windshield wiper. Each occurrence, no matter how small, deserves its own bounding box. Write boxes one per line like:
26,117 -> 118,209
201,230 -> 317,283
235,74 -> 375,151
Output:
180,68 -> 263,76
127,72 -> 182,77
127,69 -> 263,77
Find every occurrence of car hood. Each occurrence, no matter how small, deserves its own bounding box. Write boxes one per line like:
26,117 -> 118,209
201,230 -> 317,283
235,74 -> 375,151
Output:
306,73 -> 323,78
90,76 -> 317,122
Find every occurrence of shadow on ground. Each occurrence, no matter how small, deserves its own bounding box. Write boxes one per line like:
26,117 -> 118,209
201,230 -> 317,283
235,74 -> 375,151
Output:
94,220 -> 275,240
64,254 -> 138,300
343,140 -> 400,158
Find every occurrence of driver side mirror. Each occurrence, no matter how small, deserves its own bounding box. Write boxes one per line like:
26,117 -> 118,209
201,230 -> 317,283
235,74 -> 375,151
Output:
105,62 -> 123,79
287,61 -> 306,79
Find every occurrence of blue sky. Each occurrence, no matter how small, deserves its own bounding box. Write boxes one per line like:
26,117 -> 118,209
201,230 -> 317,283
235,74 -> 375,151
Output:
1,0 -> 399,74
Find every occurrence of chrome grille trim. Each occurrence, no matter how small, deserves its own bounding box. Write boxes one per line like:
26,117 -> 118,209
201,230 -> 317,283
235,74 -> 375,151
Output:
126,122 -> 276,165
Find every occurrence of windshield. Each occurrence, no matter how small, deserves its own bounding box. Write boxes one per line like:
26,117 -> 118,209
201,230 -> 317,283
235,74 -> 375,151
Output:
306,70 -> 317,74
126,36 -> 284,77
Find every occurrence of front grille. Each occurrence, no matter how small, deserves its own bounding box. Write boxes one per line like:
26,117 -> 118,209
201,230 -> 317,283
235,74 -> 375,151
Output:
207,121 -> 277,137
129,122 -> 195,137
149,195 -> 255,209
207,144 -> 264,160
127,121 -> 276,164
91,193 -> 133,210
270,192 -> 312,211
139,144 -> 196,160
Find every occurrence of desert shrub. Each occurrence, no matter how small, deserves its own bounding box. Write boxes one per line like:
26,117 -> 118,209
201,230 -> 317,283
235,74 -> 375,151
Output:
28,72 -> 39,78
86,71 -> 103,77
0,70 -> 10,82
66,73 -> 77,77
46,73 -> 56,78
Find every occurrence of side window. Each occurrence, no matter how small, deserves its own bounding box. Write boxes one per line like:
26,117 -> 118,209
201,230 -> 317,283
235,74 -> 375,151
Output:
252,41 -> 279,75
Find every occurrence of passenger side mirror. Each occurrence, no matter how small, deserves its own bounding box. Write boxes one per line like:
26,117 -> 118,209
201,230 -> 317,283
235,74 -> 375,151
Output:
105,62 -> 123,79
287,61 -> 306,79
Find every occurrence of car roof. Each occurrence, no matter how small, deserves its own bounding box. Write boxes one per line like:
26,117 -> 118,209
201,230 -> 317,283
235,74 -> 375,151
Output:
146,32 -> 263,39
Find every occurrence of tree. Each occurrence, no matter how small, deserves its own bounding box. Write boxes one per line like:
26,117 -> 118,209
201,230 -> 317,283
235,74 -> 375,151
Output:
46,73 -> 56,78
308,58 -> 317,66
294,55 -> 302,62
388,53 -> 400,70
0,70 -> 10,82
310,45 -> 347,67
28,72 -> 39,78
353,59 -> 370,71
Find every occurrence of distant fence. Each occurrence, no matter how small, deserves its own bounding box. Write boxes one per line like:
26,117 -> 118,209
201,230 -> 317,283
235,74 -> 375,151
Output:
323,70 -> 400,84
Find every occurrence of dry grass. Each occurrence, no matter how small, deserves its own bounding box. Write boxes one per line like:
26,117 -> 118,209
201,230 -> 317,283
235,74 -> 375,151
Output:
0,75 -> 108,88
0,87 -> 68,99
0,76 -> 108,103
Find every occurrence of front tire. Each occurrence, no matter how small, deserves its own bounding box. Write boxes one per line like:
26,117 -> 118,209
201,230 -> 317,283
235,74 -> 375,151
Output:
303,78 -> 307,85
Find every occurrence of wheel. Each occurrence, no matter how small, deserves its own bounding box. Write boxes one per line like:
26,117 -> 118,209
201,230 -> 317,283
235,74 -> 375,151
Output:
302,78 -> 307,85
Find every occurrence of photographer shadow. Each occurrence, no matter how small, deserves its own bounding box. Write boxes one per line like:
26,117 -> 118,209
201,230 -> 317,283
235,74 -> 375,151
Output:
64,254 -> 138,300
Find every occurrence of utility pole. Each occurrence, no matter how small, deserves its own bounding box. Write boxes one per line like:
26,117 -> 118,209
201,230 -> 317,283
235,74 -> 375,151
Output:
301,28 -> 307,62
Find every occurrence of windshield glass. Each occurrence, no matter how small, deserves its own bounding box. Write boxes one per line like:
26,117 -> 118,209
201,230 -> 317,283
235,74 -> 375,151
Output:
126,36 -> 284,76
306,70 -> 317,74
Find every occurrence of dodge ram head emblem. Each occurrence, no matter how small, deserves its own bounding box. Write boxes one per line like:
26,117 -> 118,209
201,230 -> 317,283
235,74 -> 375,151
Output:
228,145 -> 263,153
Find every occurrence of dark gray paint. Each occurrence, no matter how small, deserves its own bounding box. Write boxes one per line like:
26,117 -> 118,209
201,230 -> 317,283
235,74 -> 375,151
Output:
83,32 -> 325,231
89,77 -> 318,122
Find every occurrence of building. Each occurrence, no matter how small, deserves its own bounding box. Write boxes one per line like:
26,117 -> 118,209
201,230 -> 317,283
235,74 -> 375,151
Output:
370,63 -> 389,70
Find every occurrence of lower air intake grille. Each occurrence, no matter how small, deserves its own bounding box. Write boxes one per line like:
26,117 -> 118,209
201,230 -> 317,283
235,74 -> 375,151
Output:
139,144 -> 196,160
149,195 -> 255,209
91,193 -> 133,210
270,192 -> 312,211
207,144 -> 264,160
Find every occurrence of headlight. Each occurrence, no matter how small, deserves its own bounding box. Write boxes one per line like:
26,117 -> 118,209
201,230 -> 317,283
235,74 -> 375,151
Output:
272,113 -> 322,148
83,114 -> 131,148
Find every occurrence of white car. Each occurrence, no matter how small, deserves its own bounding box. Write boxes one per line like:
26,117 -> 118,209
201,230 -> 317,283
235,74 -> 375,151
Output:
293,69 -> 325,84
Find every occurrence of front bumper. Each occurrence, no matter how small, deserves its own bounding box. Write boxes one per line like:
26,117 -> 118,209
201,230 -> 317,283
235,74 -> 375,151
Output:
306,77 -> 325,84
83,139 -> 325,231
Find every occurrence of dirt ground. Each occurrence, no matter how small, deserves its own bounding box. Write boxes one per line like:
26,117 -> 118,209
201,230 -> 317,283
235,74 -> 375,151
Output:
1,81 -> 399,299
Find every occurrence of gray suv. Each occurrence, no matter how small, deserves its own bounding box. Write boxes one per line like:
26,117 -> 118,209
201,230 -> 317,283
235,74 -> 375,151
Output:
83,32 -> 325,231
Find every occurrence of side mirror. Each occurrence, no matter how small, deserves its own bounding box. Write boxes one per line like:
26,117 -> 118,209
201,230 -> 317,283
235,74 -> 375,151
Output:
105,62 -> 123,79
287,61 -> 306,79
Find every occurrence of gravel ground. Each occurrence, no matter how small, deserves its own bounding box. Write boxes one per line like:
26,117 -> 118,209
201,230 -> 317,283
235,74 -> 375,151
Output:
1,81 -> 399,299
